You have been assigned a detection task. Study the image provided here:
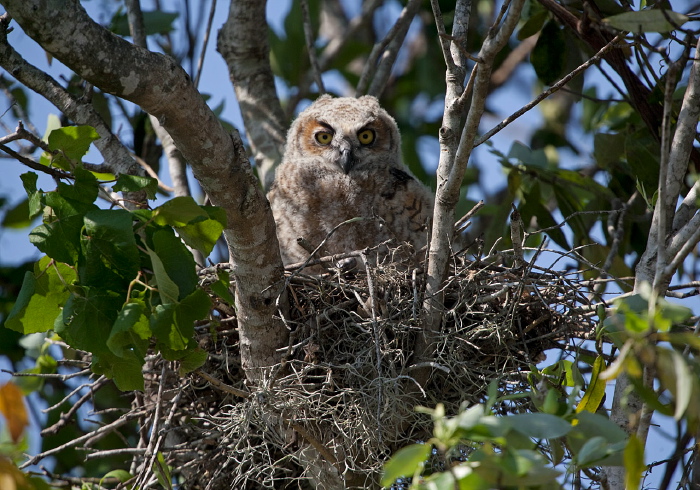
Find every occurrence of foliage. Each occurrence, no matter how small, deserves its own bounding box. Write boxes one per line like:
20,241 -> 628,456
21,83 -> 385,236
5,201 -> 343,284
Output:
5,126 -> 223,391
383,285 -> 696,489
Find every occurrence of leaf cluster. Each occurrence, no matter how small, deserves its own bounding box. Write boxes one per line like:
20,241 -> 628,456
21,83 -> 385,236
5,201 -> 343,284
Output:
4,126 -> 226,391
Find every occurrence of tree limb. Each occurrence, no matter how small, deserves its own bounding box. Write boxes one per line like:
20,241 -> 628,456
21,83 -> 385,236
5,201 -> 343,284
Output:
217,0 -> 286,191
420,0 -> 526,385
0,13 -> 141,181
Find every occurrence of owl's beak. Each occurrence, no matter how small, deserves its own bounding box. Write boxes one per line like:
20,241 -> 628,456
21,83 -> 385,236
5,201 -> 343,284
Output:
339,147 -> 355,174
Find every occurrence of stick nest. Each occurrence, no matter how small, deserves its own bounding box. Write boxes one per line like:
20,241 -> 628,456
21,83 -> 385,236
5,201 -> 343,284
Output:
157,245 -> 598,489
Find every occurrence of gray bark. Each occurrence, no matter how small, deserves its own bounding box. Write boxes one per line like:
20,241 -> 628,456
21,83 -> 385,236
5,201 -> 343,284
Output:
217,0 -> 286,191
420,0 -> 526,383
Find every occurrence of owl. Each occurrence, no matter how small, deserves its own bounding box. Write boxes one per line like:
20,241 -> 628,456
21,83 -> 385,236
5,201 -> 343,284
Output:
267,94 -> 434,269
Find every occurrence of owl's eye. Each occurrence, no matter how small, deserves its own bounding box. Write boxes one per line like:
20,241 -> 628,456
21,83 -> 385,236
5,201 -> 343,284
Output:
358,129 -> 375,145
315,131 -> 333,145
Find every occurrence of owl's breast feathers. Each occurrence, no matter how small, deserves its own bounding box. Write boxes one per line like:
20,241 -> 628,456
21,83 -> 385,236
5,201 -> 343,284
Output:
268,160 -> 433,266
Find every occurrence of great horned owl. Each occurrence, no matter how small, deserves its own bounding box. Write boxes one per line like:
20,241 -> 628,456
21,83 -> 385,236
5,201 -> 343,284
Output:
267,94 -> 434,267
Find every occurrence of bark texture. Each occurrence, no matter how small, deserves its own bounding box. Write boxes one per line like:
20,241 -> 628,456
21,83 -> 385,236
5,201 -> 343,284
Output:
217,0 -> 286,191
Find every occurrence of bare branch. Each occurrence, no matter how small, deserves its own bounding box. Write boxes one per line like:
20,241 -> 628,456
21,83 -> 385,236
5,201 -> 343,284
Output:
124,0 -> 147,48
300,0 -> 325,93
414,0 -> 474,385
475,33 -> 625,147
21,410 -> 146,469
318,0 -> 383,70
356,0 -> 422,97
0,142 -> 70,179
0,13 -> 142,181
422,0 -> 525,380
193,0 -> 217,89
217,0 -> 286,191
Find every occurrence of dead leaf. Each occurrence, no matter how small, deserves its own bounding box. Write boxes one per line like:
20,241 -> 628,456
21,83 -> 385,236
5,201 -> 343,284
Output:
0,382 -> 29,443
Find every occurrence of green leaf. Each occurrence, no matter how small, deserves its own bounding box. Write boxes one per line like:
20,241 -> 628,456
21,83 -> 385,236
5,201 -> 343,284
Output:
107,302 -> 151,358
147,228 -> 197,301
670,350 -> 693,420
111,10 -> 179,36
655,299 -> 693,332
113,174 -> 158,199
568,411 -> 627,466
30,167 -> 100,264
625,130 -> 660,196
80,209 -> 140,288
531,21 -> 566,85
150,303 -> 178,347
604,9 -> 689,33
624,435 -> 645,490
56,287 -> 124,355
542,359 -> 584,388
147,244 -> 180,304
176,205 -> 226,255
172,288 -> 211,347
575,436 -> 609,466
178,347 -> 208,375
576,356 -> 607,414
518,9 -> 549,40
153,452 -> 173,490
381,443 -> 431,486
209,270 -> 235,305
507,141 -> 548,167
92,350 -> 145,391
47,125 -> 100,160
100,469 -> 133,486
153,196 -> 208,228
151,289 -> 209,354
5,258 -> 76,334
21,172 -> 43,219
509,413 -> 572,439
455,404 -> 485,431
593,133 -> 626,170
1,198 -> 31,228
421,470 -> 456,489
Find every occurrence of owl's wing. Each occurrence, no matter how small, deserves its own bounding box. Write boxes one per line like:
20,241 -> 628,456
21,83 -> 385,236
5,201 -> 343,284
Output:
377,167 -> 433,247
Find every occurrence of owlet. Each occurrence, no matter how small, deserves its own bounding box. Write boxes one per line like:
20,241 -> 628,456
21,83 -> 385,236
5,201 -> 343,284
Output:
267,95 -> 434,268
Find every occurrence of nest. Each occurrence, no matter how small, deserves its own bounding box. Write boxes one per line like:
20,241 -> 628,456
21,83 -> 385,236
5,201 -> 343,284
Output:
142,244 -> 599,489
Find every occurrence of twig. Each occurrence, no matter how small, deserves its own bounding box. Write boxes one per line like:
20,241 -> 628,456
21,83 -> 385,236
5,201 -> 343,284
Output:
0,13 -> 141,183
134,365 -> 167,489
317,0 -> 383,70
357,0 -> 422,97
454,199 -> 484,236
360,251 -> 384,445
300,0 -> 325,93
474,32 -> 625,147
195,369 -> 250,398
125,0 -> 147,48
193,0 -> 217,89
0,143 -> 71,179
21,410 -> 146,469
286,217 -> 376,278
509,204 -> 524,268
41,376 -> 109,436
3,368 -> 91,380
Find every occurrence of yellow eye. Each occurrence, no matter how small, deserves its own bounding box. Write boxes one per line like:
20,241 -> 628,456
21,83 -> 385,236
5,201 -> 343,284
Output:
358,129 -> 375,145
315,131 -> 333,145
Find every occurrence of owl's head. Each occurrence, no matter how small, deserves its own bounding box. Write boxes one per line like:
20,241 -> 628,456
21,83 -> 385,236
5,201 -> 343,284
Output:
285,95 -> 401,174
